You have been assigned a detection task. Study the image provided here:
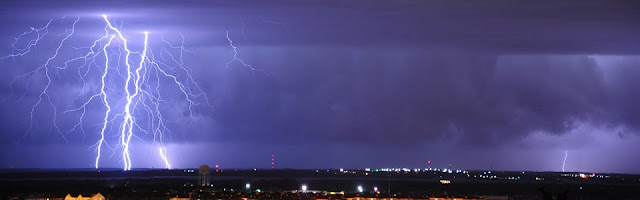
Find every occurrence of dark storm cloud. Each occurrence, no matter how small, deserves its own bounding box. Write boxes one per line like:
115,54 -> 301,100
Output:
1,0 -> 640,53
599,57 -> 640,130
0,0 -> 639,145
208,48 -> 626,146
1,0 -> 640,172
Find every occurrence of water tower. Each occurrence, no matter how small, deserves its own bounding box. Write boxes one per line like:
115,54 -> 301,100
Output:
198,165 -> 210,186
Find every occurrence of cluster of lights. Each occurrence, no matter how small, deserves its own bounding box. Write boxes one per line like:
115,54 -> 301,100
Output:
376,168 -> 443,172
337,168 -> 359,174
295,184 -> 380,194
187,169 -> 622,195
561,172 -> 602,179
471,171 -> 522,180
357,167 -> 471,174
475,174 -> 500,179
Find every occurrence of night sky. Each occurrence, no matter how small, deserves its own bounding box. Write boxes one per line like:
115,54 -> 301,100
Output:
1,0 -> 640,173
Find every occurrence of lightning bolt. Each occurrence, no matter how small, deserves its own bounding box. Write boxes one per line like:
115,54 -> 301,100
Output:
1,19 -> 52,61
95,34 -> 116,169
562,150 -> 568,172
225,30 -> 262,74
158,147 -> 171,169
3,15 -> 219,170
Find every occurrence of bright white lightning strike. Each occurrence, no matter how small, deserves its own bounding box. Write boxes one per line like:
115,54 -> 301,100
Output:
562,150 -> 568,172
2,15 -> 222,170
158,147 -> 171,169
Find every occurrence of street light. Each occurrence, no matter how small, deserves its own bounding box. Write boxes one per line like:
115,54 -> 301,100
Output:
357,185 -> 364,193
245,183 -> 250,190
301,184 -> 308,193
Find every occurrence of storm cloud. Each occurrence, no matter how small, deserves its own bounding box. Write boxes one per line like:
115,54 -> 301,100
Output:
1,0 -> 639,172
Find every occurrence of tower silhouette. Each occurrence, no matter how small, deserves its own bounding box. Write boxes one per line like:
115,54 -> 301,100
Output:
271,154 -> 275,169
199,165 -> 210,186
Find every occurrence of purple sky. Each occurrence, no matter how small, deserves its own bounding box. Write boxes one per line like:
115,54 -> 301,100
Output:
0,0 -> 640,173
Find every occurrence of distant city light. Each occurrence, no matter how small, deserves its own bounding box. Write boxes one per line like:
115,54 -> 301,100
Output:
357,185 -> 363,193
245,183 -> 250,190
301,184 -> 307,192
374,186 -> 378,192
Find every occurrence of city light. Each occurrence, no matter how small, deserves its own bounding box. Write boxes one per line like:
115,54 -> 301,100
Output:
357,185 -> 364,193
245,183 -> 250,190
301,184 -> 307,193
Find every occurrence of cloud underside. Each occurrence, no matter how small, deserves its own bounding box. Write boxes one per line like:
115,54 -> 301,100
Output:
0,1 -> 639,148
212,50 -> 639,146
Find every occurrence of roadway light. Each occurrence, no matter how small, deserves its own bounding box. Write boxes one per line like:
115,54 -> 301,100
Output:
357,185 -> 363,193
374,186 -> 378,192
301,184 -> 307,192
245,183 -> 250,190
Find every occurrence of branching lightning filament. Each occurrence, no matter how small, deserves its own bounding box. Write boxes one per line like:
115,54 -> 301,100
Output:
2,15 -> 214,170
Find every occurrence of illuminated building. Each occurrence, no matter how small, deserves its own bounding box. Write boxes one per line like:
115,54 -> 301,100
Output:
64,193 -> 105,200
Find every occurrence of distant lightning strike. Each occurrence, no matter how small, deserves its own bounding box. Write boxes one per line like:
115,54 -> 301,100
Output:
225,30 -> 263,74
2,15 -> 224,170
562,150 -> 568,172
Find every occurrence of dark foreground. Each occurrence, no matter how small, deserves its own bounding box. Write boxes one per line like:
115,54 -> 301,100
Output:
0,168 -> 638,199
